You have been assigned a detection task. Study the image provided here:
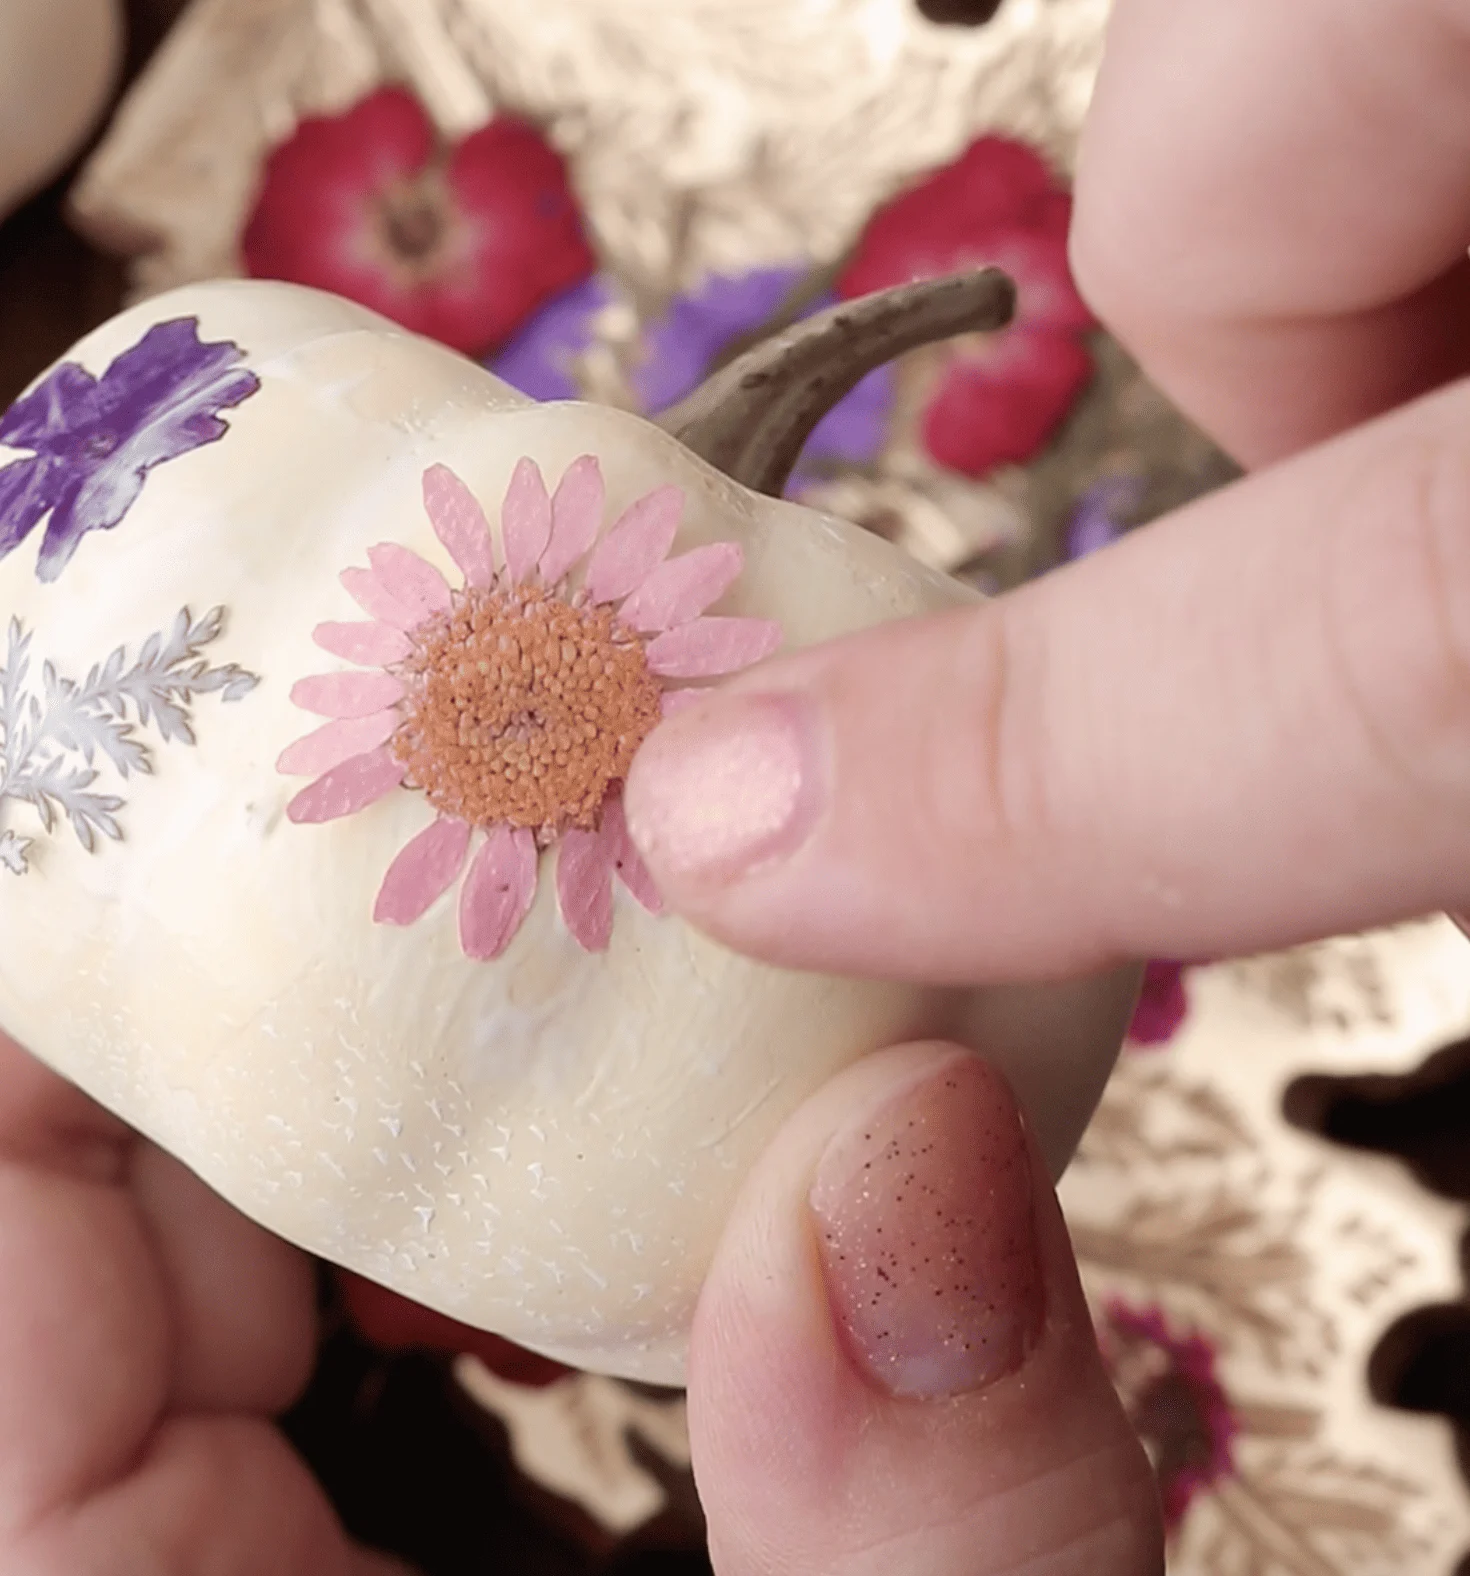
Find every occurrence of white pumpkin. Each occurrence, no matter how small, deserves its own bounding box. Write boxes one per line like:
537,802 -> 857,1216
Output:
0,277 -> 1132,1382
0,0 -> 123,218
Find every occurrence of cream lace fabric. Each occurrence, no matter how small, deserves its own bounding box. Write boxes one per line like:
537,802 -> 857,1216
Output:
69,0 -> 1107,297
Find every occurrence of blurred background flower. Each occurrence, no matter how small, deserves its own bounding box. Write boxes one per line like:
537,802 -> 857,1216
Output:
489,264 -> 894,494
1099,1299 -> 1240,1534
838,135 -> 1094,478
242,88 -> 595,356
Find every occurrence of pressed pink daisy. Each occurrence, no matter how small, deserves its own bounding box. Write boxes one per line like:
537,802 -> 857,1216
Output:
278,455 -> 781,958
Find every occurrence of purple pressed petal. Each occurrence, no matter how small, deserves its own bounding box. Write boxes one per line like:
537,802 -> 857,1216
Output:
1065,477 -> 1142,562
0,361 -> 99,451
340,565 -> 422,630
423,464 -> 496,588
487,275 -> 613,403
1,320 -> 260,579
88,320 -> 258,449
32,323 -> 260,582
635,267 -> 804,413
501,458 -> 552,584
0,456 -> 63,559
276,709 -> 401,776
600,796 -> 663,914
646,617 -> 782,677
286,747 -> 406,824
582,486 -> 683,605
617,542 -> 743,633
625,271 -> 893,494
793,362 -> 895,481
555,825 -> 615,951
290,671 -> 405,718
35,463 -> 150,582
312,620 -> 413,665
539,454 -> 605,586
374,816 -> 473,925
366,543 -> 453,620
459,825 -> 539,960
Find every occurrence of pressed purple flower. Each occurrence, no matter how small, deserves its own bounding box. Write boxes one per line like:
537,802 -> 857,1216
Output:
490,276 -> 613,403
1064,476 -> 1143,561
632,266 -> 801,412
637,266 -> 895,480
489,266 -> 894,490
0,318 -> 261,582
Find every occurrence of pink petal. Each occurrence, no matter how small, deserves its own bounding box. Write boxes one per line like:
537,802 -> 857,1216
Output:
423,463 -> 496,587
501,458 -> 552,585
341,566 -> 421,630
459,825 -> 538,960
582,485 -> 683,604
617,542 -> 743,632
277,709 -> 400,776
645,618 -> 783,678
660,687 -> 708,718
374,815 -> 472,925
290,671 -> 405,718
539,455 -> 605,586
366,544 -> 453,621
313,620 -> 413,665
286,747 -> 406,824
555,825 -> 615,951
600,796 -> 663,915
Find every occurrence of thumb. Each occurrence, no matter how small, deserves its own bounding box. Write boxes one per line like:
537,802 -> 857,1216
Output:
688,1042 -> 1161,1576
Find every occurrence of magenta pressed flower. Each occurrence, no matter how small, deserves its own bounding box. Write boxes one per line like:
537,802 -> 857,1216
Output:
1099,1300 -> 1239,1531
1127,959 -> 1192,1047
837,135 -> 1093,478
278,456 -> 781,958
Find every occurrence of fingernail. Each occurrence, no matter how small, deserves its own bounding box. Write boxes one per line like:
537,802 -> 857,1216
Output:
810,1055 -> 1043,1399
625,692 -> 822,885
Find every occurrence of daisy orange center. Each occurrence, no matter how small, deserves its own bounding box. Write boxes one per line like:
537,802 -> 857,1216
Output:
391,585 -> 663,842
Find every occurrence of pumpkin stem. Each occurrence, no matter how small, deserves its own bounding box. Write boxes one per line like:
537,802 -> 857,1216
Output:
658,267 -> 1015,497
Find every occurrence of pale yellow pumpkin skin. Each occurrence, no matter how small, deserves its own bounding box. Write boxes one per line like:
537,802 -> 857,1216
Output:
0,281 -> 1132,1381
0,0 -> 123,218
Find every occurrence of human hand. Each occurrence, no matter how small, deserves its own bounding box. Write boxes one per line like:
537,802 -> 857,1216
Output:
0,1030 -> 408,1576
628,2 -> 1470,1570
686,1041 -> 1162,1575
624,0 -> 1470,984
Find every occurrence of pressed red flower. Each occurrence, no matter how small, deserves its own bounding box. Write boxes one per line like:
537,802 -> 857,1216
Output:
1099,1300 -> 1239,1532
242,88 -> 595,356
838,136 -> 1093,477
921,324 -> 1092,476
1127,959 -> 1192,1047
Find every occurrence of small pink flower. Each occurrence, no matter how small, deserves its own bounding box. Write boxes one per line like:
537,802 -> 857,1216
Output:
242,89 -> 596,356
278,457 -> 780,959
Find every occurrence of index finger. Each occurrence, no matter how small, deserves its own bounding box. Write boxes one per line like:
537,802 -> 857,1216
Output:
624,374 -> 1470,984
1071,0 -> 1470,465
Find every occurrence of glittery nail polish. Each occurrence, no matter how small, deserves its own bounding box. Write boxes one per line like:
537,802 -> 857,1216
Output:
624,692 -> 821,885
809,1055 -> 1043,1399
